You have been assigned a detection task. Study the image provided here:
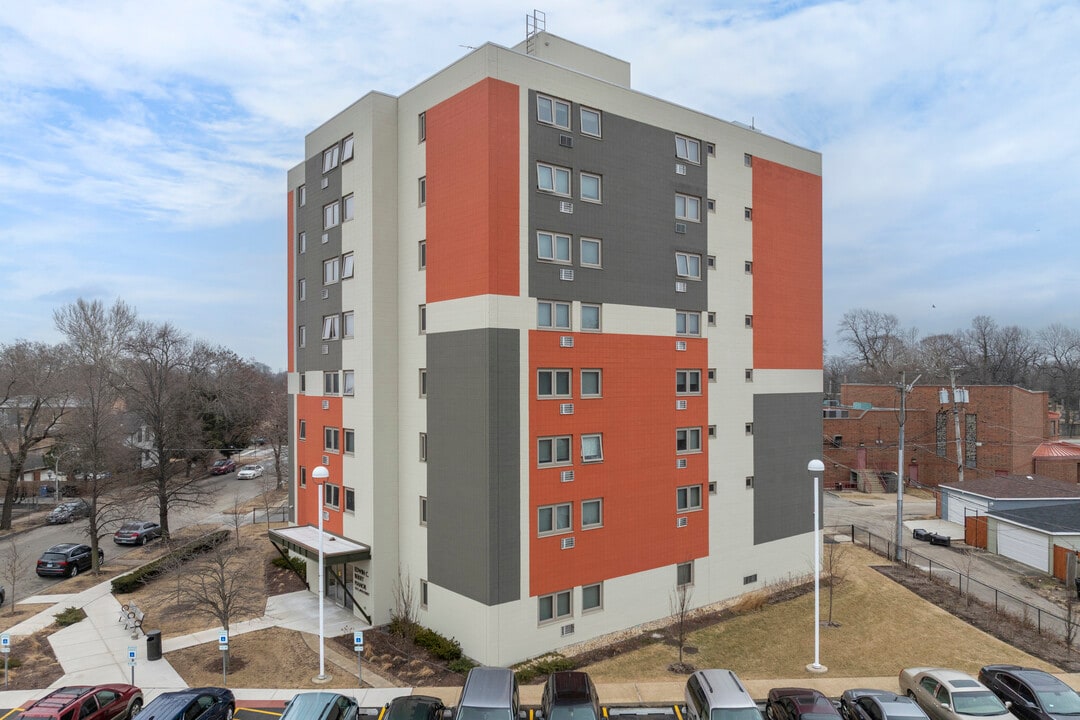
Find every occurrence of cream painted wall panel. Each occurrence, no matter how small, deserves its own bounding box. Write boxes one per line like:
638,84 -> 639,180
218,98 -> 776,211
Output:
752,369 -> 824,396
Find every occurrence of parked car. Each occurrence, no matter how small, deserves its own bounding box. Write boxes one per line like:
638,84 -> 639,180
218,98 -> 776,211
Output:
384,696 -> 446,720
73,471 -> 111,481
236,464 -> 264,480
539,671 -> 602,720
448,667 -> 524,720
979,665 -> 1080,720
20,684 -> 143,720
40,484 -> 80,497
767,688 -> 843,720
0,585 -> 5,605
113,521 -> 162,546
900,668 -> 1016,720
685,669 -> 763,720
131,688 -> 234,720
210,459 -> 237,475
36,543 -> 104,577
46,499 -> 91,524
279,692 -> 357,720
840,690 -> 929,720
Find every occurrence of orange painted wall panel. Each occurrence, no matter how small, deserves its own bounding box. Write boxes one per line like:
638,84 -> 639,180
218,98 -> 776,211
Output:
528,331 -> 709,597
295,394 -> 343,535
427,78 -> 520,302
751,159 -> 822,370
287,191 -> 295,372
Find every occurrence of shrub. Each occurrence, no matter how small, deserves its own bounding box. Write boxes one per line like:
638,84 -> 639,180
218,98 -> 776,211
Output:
54,607 -> 86,627
111,529 -> 231,594
514,654 -> 576,683
448,657 -> 477,674
271,555 -> 307,580
414,627 -> 463,661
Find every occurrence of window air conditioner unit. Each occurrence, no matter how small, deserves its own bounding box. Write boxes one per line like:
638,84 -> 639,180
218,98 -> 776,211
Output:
321,233 -> 329,243
675,281 -> 688,293
677,516 -> 689,528
322,455 -> 330,465
321,344 -> 329,354
321,289 -> 329,299
675,222 -> 687,234
559,134 -> 574,148
675,340 -> 687,351
676,458 -> 688,469
322,400 -> 330,410
559,201 -> 574,214
560,536 -> 575,550
321,177 -> 329,189
709,481 -> 717,494
559,336 -> 574,348
560,268 -> 574,281
676,399 -> 688,410
560,470 -> 575,483
560,623 -> 575,636
675,163 -> 687,175
560,403 -> 574,415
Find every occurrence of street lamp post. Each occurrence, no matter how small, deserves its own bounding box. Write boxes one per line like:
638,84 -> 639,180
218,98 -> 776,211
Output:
311,465 -> 329,682
807,459 -> 827,673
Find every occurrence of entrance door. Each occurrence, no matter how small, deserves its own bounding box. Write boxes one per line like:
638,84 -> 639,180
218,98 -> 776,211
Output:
326,567 -> 347,607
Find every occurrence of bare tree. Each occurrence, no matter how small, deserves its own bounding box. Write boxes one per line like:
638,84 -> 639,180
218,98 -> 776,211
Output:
2,537 -> 27,615
669,582 -> 695,669
390,566 -> 419,639
0,340 -> 70,530
956,316 -> 1039,386
230,492 -> 244,548
180,543 -> 261,634
1065,595 -> 1078,653
836,309 -> 916,380
822,539 -> 850,625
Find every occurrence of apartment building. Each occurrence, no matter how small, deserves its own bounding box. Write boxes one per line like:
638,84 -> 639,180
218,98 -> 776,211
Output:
283,30 -> 822,665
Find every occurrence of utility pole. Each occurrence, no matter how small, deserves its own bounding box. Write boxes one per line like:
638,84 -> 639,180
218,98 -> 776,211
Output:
949,368 -> 967,482
896,371 -> 921,561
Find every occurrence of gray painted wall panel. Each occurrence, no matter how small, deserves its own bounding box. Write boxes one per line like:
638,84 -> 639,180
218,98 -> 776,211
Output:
428,328 -> 521,605
294,154 -> 342,372
752,392 -> 823,544
527,91 -> 708,311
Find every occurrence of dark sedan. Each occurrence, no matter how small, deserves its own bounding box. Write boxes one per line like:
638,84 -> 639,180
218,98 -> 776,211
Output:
979,665 -> 1080,720
768,688 -> 843,720
841,691 -> 929,720
36,543 -> 104,577
113,521 -> 162,546
540,671 -> 602,720
279,692 -> 357,720
132,688 -> 234,720
384,696 -> 446,720
210,459 -> 237,475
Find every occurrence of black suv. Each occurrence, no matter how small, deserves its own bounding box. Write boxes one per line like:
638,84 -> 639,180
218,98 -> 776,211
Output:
979,665 -> 1080,720
36,543 -> 104,577
47,499 -> 91,524
540,671 -> 602,720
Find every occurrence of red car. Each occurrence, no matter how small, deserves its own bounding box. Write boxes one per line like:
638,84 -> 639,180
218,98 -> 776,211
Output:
209,459 -> 236,475
20,685 -> 143,720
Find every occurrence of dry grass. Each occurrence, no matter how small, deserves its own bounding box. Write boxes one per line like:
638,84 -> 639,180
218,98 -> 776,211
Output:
580,545 -> 1059,682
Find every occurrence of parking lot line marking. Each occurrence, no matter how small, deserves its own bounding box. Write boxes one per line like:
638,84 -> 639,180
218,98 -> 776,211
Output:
238,709 -> 283,716
0,709 -> 25,720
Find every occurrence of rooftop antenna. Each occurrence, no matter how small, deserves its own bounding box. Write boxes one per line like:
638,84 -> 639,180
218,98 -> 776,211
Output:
526,9 -> 546,55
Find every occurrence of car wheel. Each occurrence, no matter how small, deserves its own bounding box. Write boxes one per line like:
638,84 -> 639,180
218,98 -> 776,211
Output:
69,564 -> 79,577
139,535 -> 147,546
226,705 -> 234,720
128,698 -> 143,720
906,691 -> 916,700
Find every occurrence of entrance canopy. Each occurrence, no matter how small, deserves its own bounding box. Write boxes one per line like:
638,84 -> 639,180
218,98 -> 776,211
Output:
269,525 -> 372,565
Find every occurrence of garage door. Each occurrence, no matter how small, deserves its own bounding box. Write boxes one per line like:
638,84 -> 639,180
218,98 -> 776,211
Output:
997,523 -> 1049,572
946,493 -> 988,525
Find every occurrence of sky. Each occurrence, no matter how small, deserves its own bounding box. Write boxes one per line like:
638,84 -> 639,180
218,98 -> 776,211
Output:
2,0 -> 1079,371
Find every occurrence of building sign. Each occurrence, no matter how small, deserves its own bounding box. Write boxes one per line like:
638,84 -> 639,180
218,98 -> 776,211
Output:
352,565 -> 370,596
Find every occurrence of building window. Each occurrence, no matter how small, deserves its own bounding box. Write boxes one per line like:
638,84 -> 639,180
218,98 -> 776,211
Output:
342,312 -> 354,339
323,257 -> 340,284
676,370 -> 701,395
419,369 -> 427,398
343,370 -> 355,395
580,107 -> 601,137
324,483 -> 340,509
537,162 -> 571,196
580,238 -> 602,268
677,484 -> 703,512
420,579 -> 429,608
580,173 -> 602,203
676,252 -> 701,279
538,369 -> 571,398
419,432 -> 427,462
538,589 -> 572,624
344,429 -> 355,454
676,194 -> 701,222
344,487 -> 355,512
298,278 -> 306,301
675,135 -> 701,163
580,369 -> 601,397
299,374 -> 306,392
418,112 -> 426,142
419,496 -> 428,526
538,300 -> 571,330
322,315 -> 340,341
419,305 -> 427,334
298,420 -> 306,441
324,371 -> 340,394
966,414 -> 977,468
343,194 -> 355,221
538,503 -> 572,535
676,311 -> 700,336
744,207 -> 753,221
744,573 -> 758,585
581,498 -> 603,528
418,240 -> 426,270
324,427 -> 340,452
936,411 -> 948,457
299,466 -> 306,487
324,201 -> 340,229
298,185 -> 306,207
707,312 -> 717,326
707,199 -> 716,212
582,583 -> 602,612
341,135 -> 354,163
581,434 -> 603,463
323,144 -> 340,173
418,176 -> 426,206
298,231 -> 306,254
581,304 -> 601,331
537,231 -> 571,263
538,436 -> 571,466
536,94 -> 570,129
677,561 -> 694,587
677,427 -> 702,453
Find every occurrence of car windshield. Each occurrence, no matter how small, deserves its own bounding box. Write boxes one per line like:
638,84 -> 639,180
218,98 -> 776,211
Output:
1034,690 -> 1080,715
951,693 -> 1008,717
548,706 -> 598,720
712,709 -> 764,720
119,524 -> 140,532
41,553 -> 66,561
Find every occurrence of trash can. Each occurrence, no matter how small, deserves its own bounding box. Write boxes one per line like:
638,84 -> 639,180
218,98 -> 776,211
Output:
146,630 -> 162,661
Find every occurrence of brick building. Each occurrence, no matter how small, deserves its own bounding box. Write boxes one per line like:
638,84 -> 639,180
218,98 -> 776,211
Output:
822,384 -> 1054,490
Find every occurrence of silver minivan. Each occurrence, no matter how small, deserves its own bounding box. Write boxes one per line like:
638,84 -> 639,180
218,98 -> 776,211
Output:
446,667 -> 524,720
685,669 -> 764,720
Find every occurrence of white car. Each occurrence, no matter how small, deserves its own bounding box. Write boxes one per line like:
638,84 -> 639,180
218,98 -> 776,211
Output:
236,464 -> 265,480
900,668 -> 1017,720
